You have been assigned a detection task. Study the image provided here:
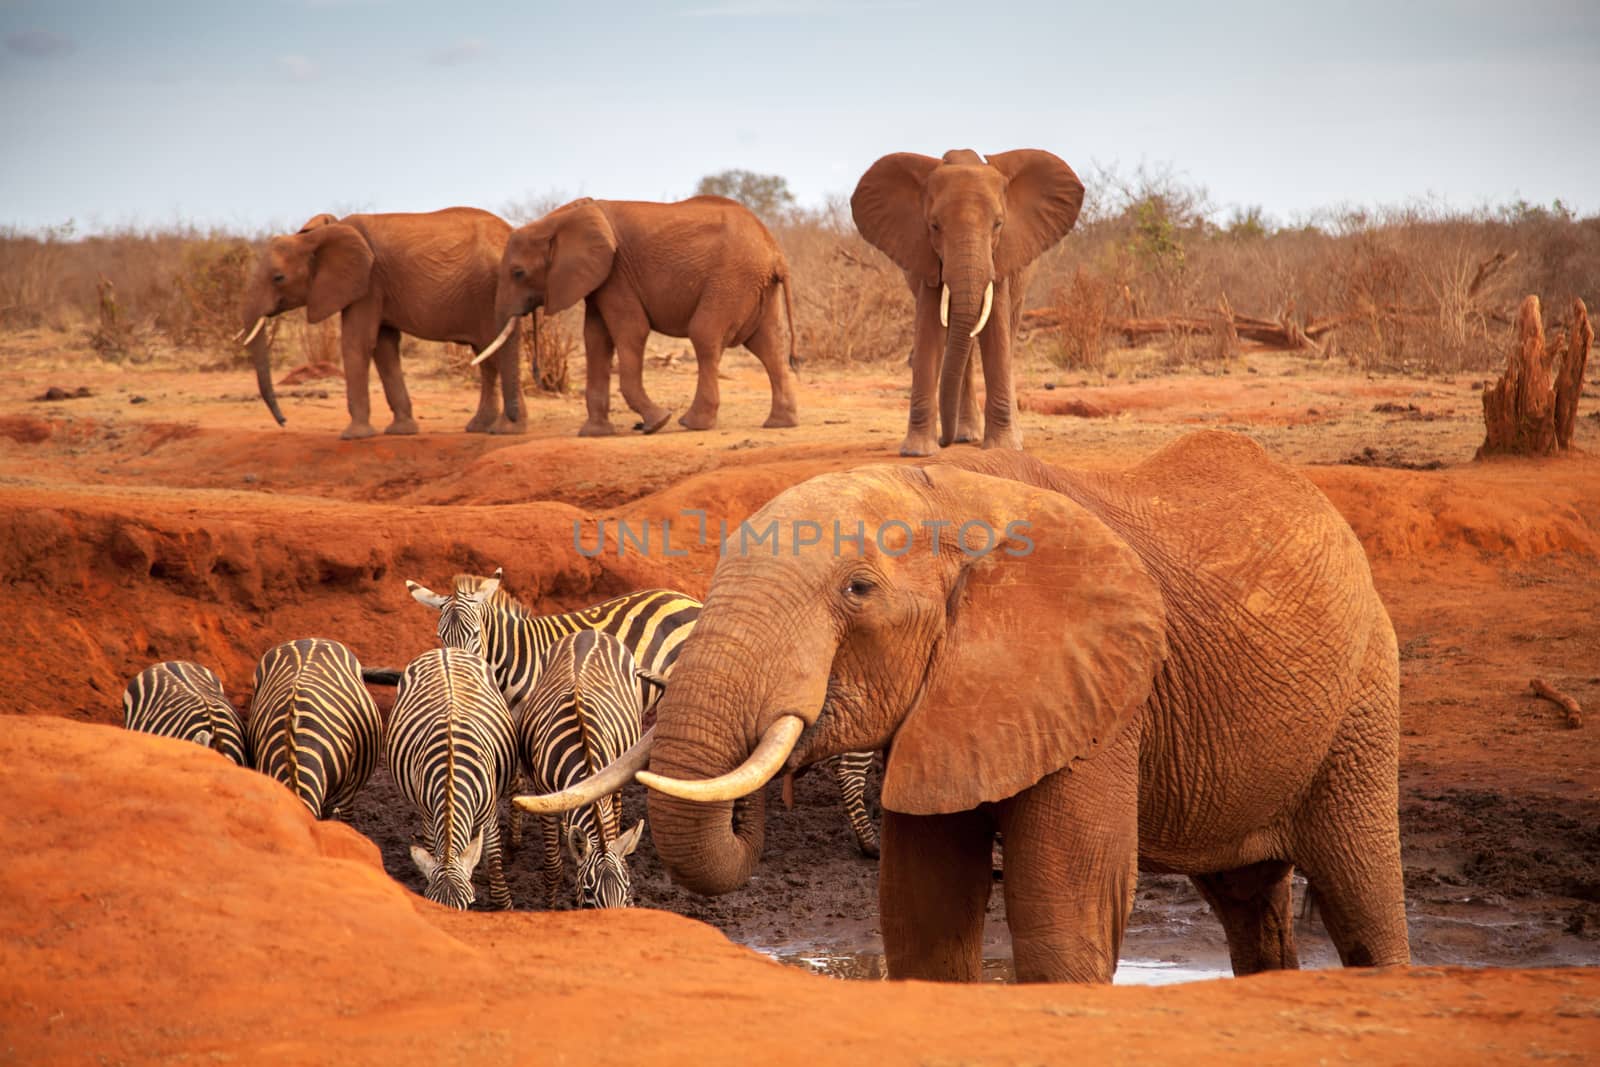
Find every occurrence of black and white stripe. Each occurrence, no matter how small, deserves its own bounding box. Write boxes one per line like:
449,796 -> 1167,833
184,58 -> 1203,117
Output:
821,750 -> 880,858
386,647 -> 517,910
122,660 -> 248,766
246,638 -> 381,819
517,629 -> 661,909
406,570 -> 699,713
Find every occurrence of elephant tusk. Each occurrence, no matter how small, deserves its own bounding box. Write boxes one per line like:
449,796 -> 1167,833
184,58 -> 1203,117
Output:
970,281 -> 994,338
238,316 -> 267,347
940,284 -> 950,329
471,318 -> 516,367
513,727 -> 656,814
636,714 -> 804,803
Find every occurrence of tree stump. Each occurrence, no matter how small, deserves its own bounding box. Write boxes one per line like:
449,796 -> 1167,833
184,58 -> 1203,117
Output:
1477,295 -> 1590,457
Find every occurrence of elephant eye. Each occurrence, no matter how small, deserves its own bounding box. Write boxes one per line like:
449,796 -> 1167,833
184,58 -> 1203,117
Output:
992,218 -> 1003,232
929,220 -> 941,233
272,272 -> 286,284
511,266 -> 526,281
843,576 -> 874,599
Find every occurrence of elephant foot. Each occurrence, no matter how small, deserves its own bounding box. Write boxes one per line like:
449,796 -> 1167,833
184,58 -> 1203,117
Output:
384,415 -> 419,436
899,431 -> 939,457
489,415 -> 528,436
763,410 -> 800,429
578,419 -> 617,437
464,412 -> 497,434
340,421 -> 379,440
639,408 -> 675,435
982,427 -> 1024,451
678,409 -> 716,432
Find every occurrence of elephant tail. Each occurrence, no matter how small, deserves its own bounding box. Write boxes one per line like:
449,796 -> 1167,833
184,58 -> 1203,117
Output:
777,264 -> 800,373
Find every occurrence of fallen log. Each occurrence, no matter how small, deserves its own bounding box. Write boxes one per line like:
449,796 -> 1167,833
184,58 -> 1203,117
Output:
1529,677 -> 1583,729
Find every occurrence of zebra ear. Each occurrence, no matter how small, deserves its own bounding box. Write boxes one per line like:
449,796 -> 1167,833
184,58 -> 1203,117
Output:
460,833 -> 485,872
565,825 -> 589,861
406,580 -> 449,610
471,576 -> 501,604
409,845 -> 438,878
612,820 -> 645,857
193,728 -> 213,750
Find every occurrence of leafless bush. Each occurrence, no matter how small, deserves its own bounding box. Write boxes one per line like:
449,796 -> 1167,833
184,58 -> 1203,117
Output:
775,199 -> 914,366
1047,268 -> 1110,371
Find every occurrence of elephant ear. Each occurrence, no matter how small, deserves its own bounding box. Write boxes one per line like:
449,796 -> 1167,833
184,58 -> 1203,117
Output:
880,467 -> 1167,816
990,149 -> 1085,278
850,153 -> 942,285
298,213 -> 340,233
545,199 -> 617,314
305,223 -> 374,324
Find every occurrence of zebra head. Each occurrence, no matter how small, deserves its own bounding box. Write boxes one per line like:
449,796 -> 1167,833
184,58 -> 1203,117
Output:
406,569 -> 503,658
409,834 -> 485,910
568,820 -> 644,909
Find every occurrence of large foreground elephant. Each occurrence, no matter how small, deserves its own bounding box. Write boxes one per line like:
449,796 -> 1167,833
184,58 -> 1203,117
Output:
474,196 -> 800,437
852,149 -> 1084,456
238,208 -> 524,439
519,430 -> 1408,983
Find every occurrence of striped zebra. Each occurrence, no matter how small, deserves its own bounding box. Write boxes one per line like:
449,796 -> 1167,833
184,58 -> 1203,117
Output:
387,647 -> 518,910
517,629 -> 663,908
247,638 -> 381,819
404,569 -> 700,713
121,660 -> 248,766
821,751 -> 880,859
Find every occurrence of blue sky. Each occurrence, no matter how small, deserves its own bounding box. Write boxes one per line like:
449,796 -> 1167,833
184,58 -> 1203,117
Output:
2,0 -> 1596,234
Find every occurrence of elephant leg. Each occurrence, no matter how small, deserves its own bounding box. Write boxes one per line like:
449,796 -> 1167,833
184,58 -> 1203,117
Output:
483,813 -> 513,911
744,294 -> 800,429
879,808 -> 994,981
489,320 -> 526,435
372,325 -> 417,435
997,728 -> 1138,983
338,304 -> 381,440
540,814 -> 563,909
466,359 -> 499,433
976,277 -> 1021,451
1191,860 -> 1300,976
612,319 -> 673,434
579,309 -> 618,437
679,332 -> 723,432
1289,663 -> 1410,969
901,281 -> 944,457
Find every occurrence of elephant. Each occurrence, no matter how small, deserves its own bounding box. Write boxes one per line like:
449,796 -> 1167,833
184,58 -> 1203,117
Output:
515,430 -> 1409,984
851,149 -> 1085,456
237,207 -> 526,439
473,196 -> 800,437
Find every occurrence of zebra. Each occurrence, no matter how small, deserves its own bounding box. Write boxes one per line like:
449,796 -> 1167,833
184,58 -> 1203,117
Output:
121,660 -> 248,766
386,647 -> 518,910
404,569 -> 881,857
517,629 -> 663,908
246,638 -> 382,820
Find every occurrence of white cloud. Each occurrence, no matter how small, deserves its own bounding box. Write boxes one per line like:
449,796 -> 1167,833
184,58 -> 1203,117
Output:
279,55 -> 318,81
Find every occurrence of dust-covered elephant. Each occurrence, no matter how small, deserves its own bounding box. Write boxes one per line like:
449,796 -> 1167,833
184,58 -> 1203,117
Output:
852,149 -> 1084,456
238,207 -> 525,439
474,196 -> 800,437
517,430 -> 1409,983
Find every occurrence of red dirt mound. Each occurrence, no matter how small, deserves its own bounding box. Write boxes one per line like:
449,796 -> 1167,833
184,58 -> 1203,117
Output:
4,715 -> 1595,1065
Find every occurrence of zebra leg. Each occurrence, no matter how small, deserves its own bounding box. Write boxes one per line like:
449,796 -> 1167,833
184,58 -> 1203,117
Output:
483,814 -> 514,911
540,814 -> 563,910
829,751 -> 880,859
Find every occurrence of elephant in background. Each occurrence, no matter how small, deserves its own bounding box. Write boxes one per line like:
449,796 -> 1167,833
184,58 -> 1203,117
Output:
238,207 -> 525,439
522,430 -> 1409,983
852,149 -> 1084,456
476,196 -> 800,437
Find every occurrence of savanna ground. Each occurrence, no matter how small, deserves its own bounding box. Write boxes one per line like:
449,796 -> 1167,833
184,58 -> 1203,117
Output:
3,194 -> 1600,1061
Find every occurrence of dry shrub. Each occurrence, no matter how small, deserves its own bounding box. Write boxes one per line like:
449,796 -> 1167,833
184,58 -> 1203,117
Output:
1048,267 -> 1110,371
523,308 -> 579,393
161,238 -> 255,351
774,201 -> 913,366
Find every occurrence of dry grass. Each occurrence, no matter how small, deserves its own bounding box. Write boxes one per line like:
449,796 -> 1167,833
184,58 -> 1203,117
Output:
3,191 -> 1595,379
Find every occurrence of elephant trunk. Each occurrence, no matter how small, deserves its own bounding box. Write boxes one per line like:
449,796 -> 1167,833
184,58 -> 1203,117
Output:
938,248 -> 993,445
243,312 -> 286,427
645,675 -> 770,896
